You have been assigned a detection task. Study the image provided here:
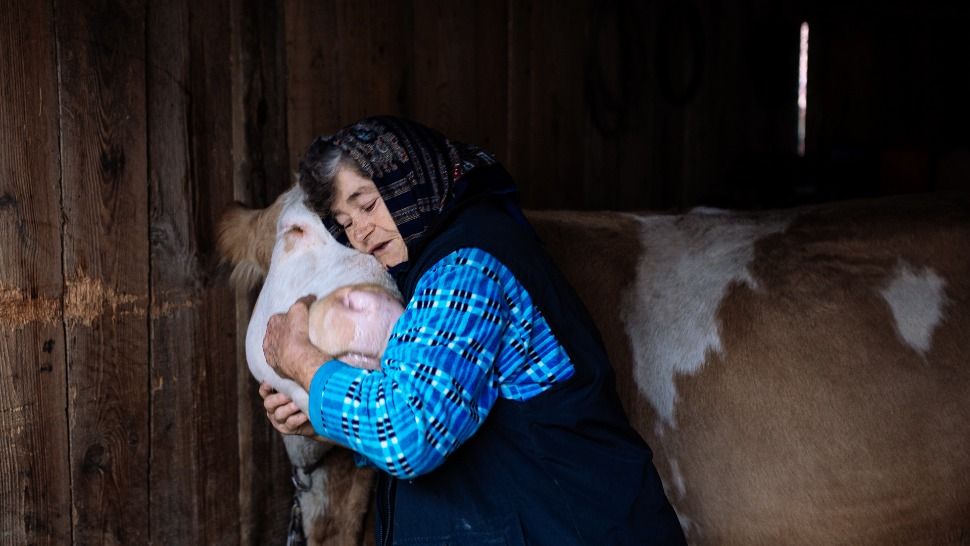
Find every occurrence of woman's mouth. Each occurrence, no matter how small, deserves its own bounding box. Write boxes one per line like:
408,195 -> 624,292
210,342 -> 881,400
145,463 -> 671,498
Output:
371,241 -> 390,254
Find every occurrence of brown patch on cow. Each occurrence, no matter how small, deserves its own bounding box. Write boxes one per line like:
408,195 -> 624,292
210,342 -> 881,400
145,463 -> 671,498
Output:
0,283 -> 59,330
531,210 -> 695,534
307,448 -> 376,546
217,195 -> 285,289
668,194 -> 970,543
65,274 -> 145,327
527,210 -> 657,433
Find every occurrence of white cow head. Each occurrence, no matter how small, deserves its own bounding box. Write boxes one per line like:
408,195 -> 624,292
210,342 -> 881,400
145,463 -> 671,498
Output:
219,185 -> 400,414
219,185 -> 398,541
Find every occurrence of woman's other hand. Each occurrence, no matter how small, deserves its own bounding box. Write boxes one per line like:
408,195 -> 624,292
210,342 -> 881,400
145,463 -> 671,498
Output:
263,295 -> 329,389
259,382 -> 317,437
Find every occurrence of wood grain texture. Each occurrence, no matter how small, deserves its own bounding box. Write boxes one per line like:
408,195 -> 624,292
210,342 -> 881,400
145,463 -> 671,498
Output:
231,0 -> 294,543
0,0 -> 71,544
411,0 -> 508,157
146,0 -> 240,543
283,0 -> 337,173
329,0 -> 413,131
284,0 -> 413,173
54,0 -> 150,543
508,0 -> 590,209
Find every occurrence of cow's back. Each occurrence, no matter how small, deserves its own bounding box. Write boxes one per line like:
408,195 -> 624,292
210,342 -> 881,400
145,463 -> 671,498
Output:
528,193 -> 970,545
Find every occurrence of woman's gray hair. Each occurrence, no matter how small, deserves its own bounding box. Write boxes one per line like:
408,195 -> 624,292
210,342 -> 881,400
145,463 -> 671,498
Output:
298,139 -> 363,216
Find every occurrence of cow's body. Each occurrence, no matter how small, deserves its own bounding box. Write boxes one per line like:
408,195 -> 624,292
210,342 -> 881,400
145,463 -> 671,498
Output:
220,191 -> 970,545
531,193 -> 970,544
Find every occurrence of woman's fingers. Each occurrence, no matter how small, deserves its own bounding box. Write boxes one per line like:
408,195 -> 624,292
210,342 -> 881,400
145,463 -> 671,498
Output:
285,411 -> 309,429
294,294 -> 316,310
264,392 -> 293,413
264,404 -> 312,436
272,401 -> 300,423
258,382 -> 315,437
263,392 -> 293,414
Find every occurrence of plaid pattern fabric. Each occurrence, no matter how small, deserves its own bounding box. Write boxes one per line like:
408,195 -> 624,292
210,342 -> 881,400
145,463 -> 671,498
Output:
307,248 -> 575,478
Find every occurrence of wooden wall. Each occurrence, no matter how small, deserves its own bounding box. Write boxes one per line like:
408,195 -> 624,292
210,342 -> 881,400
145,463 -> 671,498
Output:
283,0 -> 970,211
0,0 -> 291,544
282,0 -> 807,210
3,1 -> 969,545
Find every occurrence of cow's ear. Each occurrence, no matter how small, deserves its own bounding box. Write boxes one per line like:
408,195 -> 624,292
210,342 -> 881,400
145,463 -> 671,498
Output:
217,201 -> 276,290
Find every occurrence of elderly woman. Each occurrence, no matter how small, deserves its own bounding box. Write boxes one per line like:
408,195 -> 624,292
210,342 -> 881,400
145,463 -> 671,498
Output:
261,116 -> 685,545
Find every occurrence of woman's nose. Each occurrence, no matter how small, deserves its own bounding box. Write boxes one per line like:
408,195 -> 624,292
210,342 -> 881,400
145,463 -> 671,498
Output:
350,219 -> 372,244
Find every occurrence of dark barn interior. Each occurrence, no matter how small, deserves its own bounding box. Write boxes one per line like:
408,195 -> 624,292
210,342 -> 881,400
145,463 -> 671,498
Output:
2,0 -> 969,544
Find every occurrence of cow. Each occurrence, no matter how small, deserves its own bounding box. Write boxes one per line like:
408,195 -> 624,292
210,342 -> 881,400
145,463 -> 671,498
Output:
219,186 -> 395,545
219,188 -> 970,545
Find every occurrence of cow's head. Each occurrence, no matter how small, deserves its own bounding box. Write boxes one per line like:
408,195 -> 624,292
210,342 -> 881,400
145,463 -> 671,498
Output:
217,186 -> 400,414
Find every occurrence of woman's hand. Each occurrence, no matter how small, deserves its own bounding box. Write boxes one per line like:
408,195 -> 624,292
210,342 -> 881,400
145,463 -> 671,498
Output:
263,295 -> 330,390
259,382 -> 317,437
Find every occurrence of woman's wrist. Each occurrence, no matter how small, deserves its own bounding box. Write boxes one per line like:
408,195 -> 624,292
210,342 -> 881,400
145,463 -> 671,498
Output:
285,342 -> 327,390
296,359 -> 324,391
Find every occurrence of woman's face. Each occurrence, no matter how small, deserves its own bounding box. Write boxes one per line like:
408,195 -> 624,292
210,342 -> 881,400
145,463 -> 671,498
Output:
330,168 -> 408,268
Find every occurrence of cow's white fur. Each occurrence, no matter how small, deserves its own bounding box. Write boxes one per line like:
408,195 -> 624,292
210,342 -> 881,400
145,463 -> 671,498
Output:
246,187 -> 398,419
880,261 -> 948,357
621,210 -> 790,428
666,457 -> 695,537
668,458 -> 687,500
246,186 -> 398,534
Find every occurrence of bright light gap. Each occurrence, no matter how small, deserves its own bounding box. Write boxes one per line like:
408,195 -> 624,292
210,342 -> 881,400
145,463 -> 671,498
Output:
797,21 -> 809,157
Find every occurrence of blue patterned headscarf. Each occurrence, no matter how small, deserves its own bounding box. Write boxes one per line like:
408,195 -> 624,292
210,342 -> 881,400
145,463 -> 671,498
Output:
303,116 -> 520,262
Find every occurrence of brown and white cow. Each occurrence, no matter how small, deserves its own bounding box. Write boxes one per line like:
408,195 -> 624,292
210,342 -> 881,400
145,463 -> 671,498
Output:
220,190 -> 970,545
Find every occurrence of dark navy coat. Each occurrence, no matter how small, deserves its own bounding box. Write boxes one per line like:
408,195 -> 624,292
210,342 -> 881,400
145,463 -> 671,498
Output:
376,199 -> 686,545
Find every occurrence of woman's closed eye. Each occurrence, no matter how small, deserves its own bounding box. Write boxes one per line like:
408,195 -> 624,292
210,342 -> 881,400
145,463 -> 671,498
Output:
335,200 -> 377,230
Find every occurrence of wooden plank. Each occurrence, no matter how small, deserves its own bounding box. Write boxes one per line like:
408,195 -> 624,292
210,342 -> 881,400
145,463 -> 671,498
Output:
508,0 -> 588,210
54,0 -> 150,543
331,0 -> 413,127
581,0 -> 648,211
285,0 -> 413,169
145,4 -> 200,542
411,0 -> 508,156
284,0 -> 337,173
0,0 -> 71,543
505,0 -> 535,205
231,0 -> 294,543
146,0 -> 241,543
186,1 -> 242,542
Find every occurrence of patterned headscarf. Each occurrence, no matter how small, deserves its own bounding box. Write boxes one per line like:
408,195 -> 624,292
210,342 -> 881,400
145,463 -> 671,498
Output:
305,116 -> 519,261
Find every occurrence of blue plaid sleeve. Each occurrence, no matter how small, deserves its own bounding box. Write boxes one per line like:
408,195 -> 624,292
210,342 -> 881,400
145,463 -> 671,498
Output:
306,250 -> 510,478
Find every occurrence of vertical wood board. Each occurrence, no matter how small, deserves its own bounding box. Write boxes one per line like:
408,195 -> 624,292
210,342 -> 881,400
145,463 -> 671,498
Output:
410,0 -> 508,157
232,0 -> 294,543
0,0 -> 71,543
146,0 -> 242,543
54,0 -> 150,543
